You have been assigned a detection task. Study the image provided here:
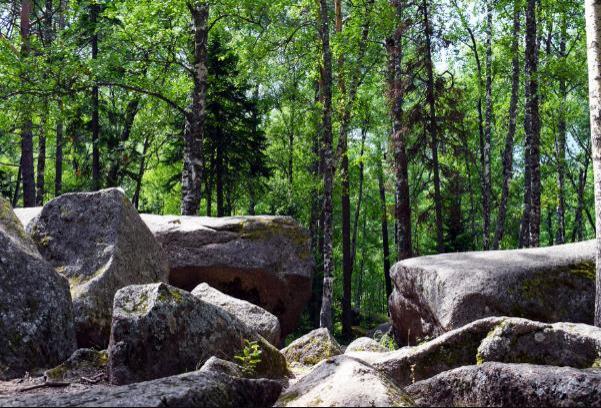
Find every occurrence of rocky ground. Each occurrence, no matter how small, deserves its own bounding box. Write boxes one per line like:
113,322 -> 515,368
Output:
2,188 -> 601,407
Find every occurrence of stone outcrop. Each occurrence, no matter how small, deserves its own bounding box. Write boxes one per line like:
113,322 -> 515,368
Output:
347,316 -> 601,387
26,189 -> 168,348
281,328 -> 342,367
0,370 -> 282,407
275,355 -> 414,407
406,362 -> 601,407
0,197 -> 76,380
108,283 -> 287,385
192,283 -> 281,346
389,240 -> 595,344
141,214 -> 313,337
345,337 -> 387,354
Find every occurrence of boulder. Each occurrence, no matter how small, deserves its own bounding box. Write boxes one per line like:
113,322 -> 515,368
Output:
348,316 -> 601,387
0,197 -> 76,380
192,283 -> 281,346
199,357 -> 244,378
281,328 -> 342,367
141,214 -> 313,337
389,240 -> 595,344
345,337 -> 387,354
27,189 -> 168,348
275,355 -> 414,407
44,349 -> 108,383
0,369 -> 282,407
108,283 -> 287,385
406,362 -> 601,407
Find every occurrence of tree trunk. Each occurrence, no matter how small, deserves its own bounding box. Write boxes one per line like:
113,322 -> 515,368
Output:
12,164 -> 22,207
585,0 -> 601,326
132,134 -> 150,210
524,0 -> 541,247
422,0 -> 444,253
482,0 -> 493,249
378,146 -> 392,299
387,0 -> 412,262
181,2 -> 208,216
493,3 -> 520,249
91,2 -> 101,190
36,111 -> 47,206
555,16 -> 567,244
107,98 -> 140,187
351,125 -> 367,269
216,141 -> 224,217
55,0 -> 67,197
20,0 -> 35,207
318,0 -> 334,332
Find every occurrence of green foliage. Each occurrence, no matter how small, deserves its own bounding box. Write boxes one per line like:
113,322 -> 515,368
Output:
234,340 -> 263,376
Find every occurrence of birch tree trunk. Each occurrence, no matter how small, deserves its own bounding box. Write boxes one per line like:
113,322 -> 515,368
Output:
585,0 -> 601,326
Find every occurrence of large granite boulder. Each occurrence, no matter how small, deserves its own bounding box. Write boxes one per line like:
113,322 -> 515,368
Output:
389,240 -> 595,344
108,283 -> 287,385
0,369 -> 282,407
281,328 -> 342,367
347,316 -> 601,387
27,189 -> 168,348
141,214 -> 313,337
275,355 -> 414,407
192,283 -> 281,346
345,337 -> 388,353
406,362 -> 601,407
0,197 -> 76,380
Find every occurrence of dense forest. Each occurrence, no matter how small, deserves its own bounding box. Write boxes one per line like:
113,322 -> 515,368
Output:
0,0 -> 594,339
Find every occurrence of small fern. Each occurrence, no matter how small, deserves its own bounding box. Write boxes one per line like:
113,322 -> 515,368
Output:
234,340 -> 262,376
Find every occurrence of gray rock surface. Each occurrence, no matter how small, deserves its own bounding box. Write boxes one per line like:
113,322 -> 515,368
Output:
108,283 -> 287,385
45,349 -> 108,383
406,362 -> 601,407
199,357 -> 244,378
27,189 -> 168,348
345,337 -> 387,354
281,328 -> 342,367
141,214 -> 313,337
0,197 -> 76,380
275,355 -> 414,407
192,283 -> 281,346
0,370 -> 282,407
389,241 -> 596,344
348,316 -> 601,387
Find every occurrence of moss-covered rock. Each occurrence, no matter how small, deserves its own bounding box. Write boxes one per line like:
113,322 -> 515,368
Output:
108,283 -> 288,385
45,348 -> 108,382
0,197 -> 76,380
281,328 -> 342,367
345,337 -> 388,353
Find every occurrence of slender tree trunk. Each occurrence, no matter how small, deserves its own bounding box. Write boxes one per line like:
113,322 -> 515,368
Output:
107,98 -> 140,187
132,134 -> 150,209
422,0 -> 444,252
181,2 -> 208,216
20,0 -> 35,207
482,0 -> 493,249
493,4 -> 521,249
378,146 -> 392,299
216,141 -> 224,217
351,125 -> 367,269
555,16 -> 568,244
91,2 -> 100,190
55,1 -> 66,197
36,111 -> 47,205
387,0 -> 412,262
585,0 -> 601,326
318,0 -> 334,332
524,0 -> 541,247
12,164 -> 22,207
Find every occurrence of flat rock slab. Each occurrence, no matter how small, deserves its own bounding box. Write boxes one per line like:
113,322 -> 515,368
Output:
141,214 -> 313,337
0,198 -> 76,380
26,189 -> 168,348
389,240 -> 596,344
276,355 -> 414,407
406,362 -> 601,407
0,370 -> 282,407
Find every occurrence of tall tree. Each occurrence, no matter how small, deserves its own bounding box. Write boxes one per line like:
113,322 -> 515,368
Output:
91,0 -> 101,190
585,0 -> 601,327
482,0 -> 493,249
19,0 -> 35,207
318,0 -> 334,332
555,14 -> 568,244
493,2 -> 520,249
